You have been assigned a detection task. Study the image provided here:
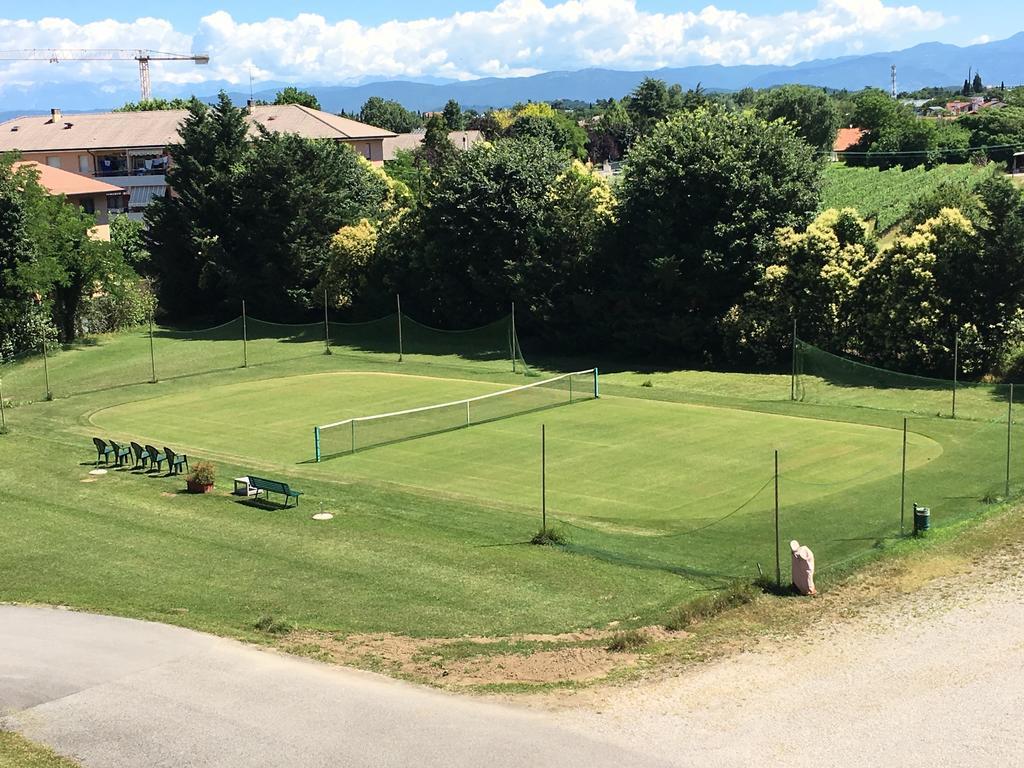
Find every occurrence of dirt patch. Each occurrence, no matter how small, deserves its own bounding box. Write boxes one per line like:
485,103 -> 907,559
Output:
79,478 -> 97,483
281,627 -> 664,688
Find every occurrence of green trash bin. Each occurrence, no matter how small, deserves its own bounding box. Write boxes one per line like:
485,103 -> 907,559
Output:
913,503 -> 930,535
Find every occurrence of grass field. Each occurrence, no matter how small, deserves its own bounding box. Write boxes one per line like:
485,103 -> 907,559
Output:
1,326 -> 1018,643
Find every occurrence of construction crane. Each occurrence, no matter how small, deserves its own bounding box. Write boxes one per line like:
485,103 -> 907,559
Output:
0,49 -> 210,101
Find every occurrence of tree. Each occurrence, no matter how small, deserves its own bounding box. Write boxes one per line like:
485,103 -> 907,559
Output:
755,85 -> 841,151
503,103 -> 587,159
973,72 -> 984,94
420,114 -> 457,169
441,99 -> 465,130
0,158 -> 40,358
724,208 -> 875,364
114,97 -> 194,112
960,106 -> 1024,162
625,78 -> 683,137
273,87 -> 321,110
145,93 -> 250,318
586,99 -> 632,162
358,97 -> 423,133
613,105 -> 823,357
962,79 -> 972,98
320,218 -> 379,309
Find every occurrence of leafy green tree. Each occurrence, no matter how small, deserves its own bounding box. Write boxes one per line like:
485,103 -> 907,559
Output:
114,97 -> 194,112
959,106 -> 1024,161
962,79 -> 972,98
613,105 -> 823,356
145,93 -> 250,318
504,109 -> 587,160
320,218 -> 379,309
273,87 -> 321,110
625,78 -> 684,137
724,208 -> 875,364
441,99 -> 465,130
586,99 -> 632,162
358,96 -> 423,133
0,157 -> 40,357
420,114 -> 457,169
755,85 -> 841,151
973,72 -> 984,94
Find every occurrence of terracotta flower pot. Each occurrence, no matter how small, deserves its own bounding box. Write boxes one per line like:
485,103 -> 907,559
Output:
186,480 -> 214,494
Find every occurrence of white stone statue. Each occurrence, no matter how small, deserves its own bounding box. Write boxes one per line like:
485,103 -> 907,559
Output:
790,540 -> 816,595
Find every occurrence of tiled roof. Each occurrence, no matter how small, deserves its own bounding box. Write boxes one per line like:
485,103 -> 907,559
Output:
0,104 -> 395,154
833,127 -> 867,153
382,130 -> 484,161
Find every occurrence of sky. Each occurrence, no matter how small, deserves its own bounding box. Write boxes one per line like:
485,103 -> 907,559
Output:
0,0 -> 1020,88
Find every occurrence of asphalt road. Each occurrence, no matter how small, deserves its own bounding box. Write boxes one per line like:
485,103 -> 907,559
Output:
0,605 -> 670,768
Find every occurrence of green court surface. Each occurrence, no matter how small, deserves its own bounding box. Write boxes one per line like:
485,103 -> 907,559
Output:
1,328 -> 1019,639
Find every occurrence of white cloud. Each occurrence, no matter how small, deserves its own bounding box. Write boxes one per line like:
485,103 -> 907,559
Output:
0,1 -> 951,88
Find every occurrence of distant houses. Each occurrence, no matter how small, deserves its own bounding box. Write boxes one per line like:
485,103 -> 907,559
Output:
0,104 -> 396,219
382,129 -> 485,161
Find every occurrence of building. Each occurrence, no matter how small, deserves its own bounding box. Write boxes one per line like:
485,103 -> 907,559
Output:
14,160 -> 128,233
831,127 -> 867,160
0,104 -> 396,217
382,130 -> 485,162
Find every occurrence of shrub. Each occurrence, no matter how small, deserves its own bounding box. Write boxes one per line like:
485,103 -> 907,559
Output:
606,629 -> 650,652
530,527 -> 568,546
187,461 -> 216,486
664,580 -> 758,631
254,614 -> 292,635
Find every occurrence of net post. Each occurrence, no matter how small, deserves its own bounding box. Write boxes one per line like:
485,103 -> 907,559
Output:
241,299 -> 248,368
465,400 -> 471,427
350,419 -> 355,454
569,374 -> 573,403
790,318 -> 797,401
952,329 -> 958,419
41,335 -> 51,401
510,302 -> 517,373
593,367 -> 600,398
541,423 -> 547,532
774,450 -> 781,588
148,308 -> 157,384
900,417 -> 907,535
396,294 -> 404,363
0,377 -> 7,432
314,426 -> 321,463
323,289 -> 332,355
1007,383 -> 1013,498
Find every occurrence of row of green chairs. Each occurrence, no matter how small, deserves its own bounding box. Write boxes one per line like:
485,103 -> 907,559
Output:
92,437 -> 189,475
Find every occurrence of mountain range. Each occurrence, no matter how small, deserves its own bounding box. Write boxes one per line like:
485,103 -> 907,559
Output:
1,31 -> 1023,117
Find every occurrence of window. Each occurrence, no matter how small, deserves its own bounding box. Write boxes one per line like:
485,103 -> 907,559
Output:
364,143 -> 372,159
46,156 -> 61,169
80,198 -> 95,215
78,155 -> 90,174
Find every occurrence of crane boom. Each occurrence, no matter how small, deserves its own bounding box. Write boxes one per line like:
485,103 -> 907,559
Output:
0,48 -> 210,101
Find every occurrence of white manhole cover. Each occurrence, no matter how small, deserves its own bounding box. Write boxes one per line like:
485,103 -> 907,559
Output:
312,513 -> 334,521
88,468 -> 108,476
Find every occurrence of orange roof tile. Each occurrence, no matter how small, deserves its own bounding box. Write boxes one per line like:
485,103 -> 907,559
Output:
14,160 -> 126,197
833,127 -> 867,153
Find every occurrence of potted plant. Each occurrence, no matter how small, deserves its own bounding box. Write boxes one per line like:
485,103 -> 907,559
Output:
186,461 -> 216,494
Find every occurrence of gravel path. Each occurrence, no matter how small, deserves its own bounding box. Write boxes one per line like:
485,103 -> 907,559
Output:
550,550 -> 1024,767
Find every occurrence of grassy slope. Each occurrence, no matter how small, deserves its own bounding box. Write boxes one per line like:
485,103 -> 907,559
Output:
1,330 -> 1016,640
0,732 -> 79,768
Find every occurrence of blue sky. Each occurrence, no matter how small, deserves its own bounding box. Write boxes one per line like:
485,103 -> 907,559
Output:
1,1 -> 1020,87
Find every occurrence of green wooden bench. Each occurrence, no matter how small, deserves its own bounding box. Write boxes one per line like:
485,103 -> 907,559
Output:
248,475 -> 303,508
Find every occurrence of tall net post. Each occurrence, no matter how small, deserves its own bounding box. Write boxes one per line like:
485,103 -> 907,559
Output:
148,309 -> 157,383
790,319 -> 797,401
0,377 -> 7,432
323,290 -> 332,355
41,336 -> 51,401
952,330 -> 959,418
593,367 -> 600,398
900,417 -> 908,535
774,449 -> 781,588
314,426 -> 321,462
541,423 -> 547,532
510,302 -> 517,373
242,299 -> 248,368
397,294 -> 404,363
1007,383 -> 1014,498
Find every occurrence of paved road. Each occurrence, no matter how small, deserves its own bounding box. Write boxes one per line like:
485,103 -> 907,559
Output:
0,606 -> 670,768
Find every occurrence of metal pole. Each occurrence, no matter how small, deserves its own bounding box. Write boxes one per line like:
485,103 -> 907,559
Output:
900,417 -> 908,535
314,426 -> 321,463
1007,383 -> 1014,498
542,423 -> 547,532
148,310 -> 156,383
952,330 -> 959,419
511,302 -> 517,373
396,293 -> 404,363
242,299 -> 248,368
323,289 -> 331,355
774,449 -> 781,588
791,318 -> 797,401
41,337 -> 51,400
0,378 -> 7,431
